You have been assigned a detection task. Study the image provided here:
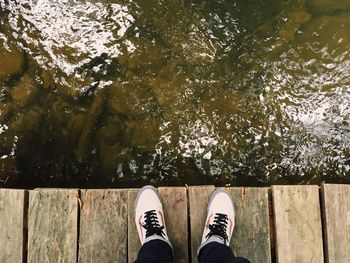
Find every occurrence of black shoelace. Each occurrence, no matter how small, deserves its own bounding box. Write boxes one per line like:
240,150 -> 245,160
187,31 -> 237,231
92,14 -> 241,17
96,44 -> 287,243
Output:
141,210 -> 165,238
205,213 -> 229,243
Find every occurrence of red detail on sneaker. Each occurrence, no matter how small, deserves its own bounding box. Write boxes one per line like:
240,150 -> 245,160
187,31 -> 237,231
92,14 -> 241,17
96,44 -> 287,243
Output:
228,218 -> 233,235
138,215 -> 144,242
205,214 -> 213,229
158,210 -> 164,226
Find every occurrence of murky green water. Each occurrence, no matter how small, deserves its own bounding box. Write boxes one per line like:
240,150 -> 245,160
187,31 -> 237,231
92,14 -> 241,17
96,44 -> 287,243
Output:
0,0 -> 349,188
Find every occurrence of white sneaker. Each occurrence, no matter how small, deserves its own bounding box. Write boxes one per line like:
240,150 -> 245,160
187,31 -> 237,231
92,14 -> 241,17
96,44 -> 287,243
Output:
134,185 -> 171,247
199,188 -> 235,250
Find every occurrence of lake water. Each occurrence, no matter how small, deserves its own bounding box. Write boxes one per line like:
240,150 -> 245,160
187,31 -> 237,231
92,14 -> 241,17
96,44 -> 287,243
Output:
0,0 -> 349,188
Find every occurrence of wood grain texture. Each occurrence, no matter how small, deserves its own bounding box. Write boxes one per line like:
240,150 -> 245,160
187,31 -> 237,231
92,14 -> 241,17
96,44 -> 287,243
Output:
0,189 -> 26,263
272,186 -> 324,263
322,184 -> 350,263
226,187 -> 271,263
158,187 -> 188,263
78,189 -> 127,263
28,189 -> 78,263
127,189 -> 139,263
188,185 -> 215,263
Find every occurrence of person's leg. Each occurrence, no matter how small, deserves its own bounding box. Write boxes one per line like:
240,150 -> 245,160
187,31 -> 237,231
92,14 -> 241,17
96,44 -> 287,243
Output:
197,189 -> 251,263
198,241 -> 251,263
134,185 -> 173,263
135,239 -> 172,263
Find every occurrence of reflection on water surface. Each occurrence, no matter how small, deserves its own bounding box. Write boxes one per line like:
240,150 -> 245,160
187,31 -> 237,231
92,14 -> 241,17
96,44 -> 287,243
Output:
0,0 -> 349,188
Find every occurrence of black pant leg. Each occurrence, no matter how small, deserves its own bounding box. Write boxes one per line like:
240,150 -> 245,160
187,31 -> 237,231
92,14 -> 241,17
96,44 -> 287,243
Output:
135,239 -> 172,263
198,242 -> 251,263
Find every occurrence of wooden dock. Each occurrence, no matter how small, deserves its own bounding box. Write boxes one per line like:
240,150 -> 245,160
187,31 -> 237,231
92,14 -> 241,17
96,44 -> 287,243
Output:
0,184 -> 349,262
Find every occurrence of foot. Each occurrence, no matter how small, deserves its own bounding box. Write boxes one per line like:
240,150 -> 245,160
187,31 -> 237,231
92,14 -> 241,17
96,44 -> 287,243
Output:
200,188 -> 235,247
135,185 -> 171,246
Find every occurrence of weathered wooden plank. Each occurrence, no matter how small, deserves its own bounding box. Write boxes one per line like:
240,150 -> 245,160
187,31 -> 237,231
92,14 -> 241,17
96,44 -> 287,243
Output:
188,185 -> 215,262
0,189 -> 26,262
28,189 -> 78,263
322,184 -> 350,263
226,187 -> 271,263
127,189 -> 140,263
272,186 -> 324,263
158,187 -> 188,263
78,189 -> 127,263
